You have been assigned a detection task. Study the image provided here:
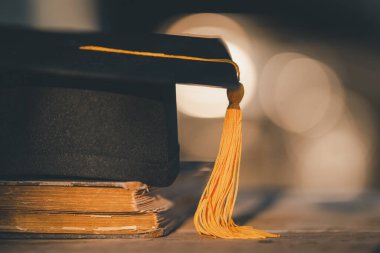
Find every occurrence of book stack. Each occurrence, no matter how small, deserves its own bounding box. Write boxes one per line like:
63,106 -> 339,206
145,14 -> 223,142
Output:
0,162 -> 210,238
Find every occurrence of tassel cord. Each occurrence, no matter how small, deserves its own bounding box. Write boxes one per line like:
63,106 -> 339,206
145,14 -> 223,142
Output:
194,84 -> 280,239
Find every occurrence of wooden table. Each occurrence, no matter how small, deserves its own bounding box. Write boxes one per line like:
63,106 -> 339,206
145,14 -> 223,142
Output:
1,190 -> 380,253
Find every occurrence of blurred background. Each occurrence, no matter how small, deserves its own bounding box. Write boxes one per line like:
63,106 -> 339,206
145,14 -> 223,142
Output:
1,0 -> 379,195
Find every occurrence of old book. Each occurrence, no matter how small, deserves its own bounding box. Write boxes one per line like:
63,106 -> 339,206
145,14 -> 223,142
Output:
0,181 -> 167,213
0,162 -> 211,238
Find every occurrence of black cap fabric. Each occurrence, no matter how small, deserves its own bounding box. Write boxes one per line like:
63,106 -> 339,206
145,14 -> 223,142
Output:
0,26 -> 238,186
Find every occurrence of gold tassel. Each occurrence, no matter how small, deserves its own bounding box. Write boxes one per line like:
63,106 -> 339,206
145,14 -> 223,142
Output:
194,83 -> 279,239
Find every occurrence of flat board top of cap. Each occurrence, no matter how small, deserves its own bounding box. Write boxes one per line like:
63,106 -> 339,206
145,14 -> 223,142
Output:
0,26 -> 239,89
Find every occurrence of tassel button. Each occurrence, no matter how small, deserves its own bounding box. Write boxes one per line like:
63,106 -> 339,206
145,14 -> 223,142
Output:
227,83 -> 244,109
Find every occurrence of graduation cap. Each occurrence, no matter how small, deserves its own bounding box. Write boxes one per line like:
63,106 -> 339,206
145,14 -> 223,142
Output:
0,26 -> 278,239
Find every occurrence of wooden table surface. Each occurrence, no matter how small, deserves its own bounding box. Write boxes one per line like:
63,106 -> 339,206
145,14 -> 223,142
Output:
1,190 -> 380,253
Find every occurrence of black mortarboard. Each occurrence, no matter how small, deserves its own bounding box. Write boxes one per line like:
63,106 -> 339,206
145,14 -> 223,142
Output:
0,26 -> 237,186
0,26 -> 277,239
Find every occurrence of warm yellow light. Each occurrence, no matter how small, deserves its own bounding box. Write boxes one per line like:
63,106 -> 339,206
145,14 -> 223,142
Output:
165,14 -> 256,118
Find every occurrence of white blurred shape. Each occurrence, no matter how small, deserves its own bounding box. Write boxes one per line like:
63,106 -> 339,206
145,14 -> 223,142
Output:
165,14 -> 256,118
259,52 -> 378,194
275,58 -> 331,133
260,53 -> 345,137
31,0 -> 98,31
288,91 -> 377,194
